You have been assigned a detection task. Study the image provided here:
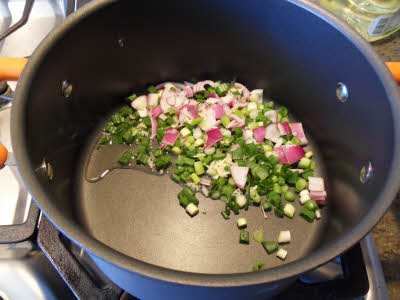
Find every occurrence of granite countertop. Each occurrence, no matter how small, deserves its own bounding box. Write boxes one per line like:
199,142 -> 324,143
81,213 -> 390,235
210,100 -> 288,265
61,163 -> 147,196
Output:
371,31 -> 400,299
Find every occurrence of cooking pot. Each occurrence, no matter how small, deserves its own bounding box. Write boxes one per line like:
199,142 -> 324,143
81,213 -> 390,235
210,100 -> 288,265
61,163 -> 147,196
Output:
0,0 -> 399,299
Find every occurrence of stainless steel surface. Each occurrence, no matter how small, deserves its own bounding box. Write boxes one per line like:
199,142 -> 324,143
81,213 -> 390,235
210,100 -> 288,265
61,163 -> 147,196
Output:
362,233 -> 390,300
0,247 -> 74,299
0,0 -> 35,42
0,0 -> 66,226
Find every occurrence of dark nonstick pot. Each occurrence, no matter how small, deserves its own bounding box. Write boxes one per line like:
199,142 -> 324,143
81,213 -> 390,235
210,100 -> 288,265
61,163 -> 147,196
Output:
3,0 -> 400,299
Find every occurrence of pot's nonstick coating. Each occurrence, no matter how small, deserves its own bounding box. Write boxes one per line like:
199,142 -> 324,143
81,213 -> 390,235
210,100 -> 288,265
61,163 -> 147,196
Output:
76,107 -> 328,274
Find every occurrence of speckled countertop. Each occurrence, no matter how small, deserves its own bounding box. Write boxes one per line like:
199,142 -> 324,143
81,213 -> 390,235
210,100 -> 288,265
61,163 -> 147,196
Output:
371,31 -> 400,300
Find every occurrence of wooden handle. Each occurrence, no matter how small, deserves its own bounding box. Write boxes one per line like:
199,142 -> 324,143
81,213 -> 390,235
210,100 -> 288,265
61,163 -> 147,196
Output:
386,62 -> 400,85
0,57 -> 28,81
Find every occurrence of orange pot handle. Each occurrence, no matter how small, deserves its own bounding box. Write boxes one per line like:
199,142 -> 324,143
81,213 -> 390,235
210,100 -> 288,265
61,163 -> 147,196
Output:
386,62 -> 400,85
0,143 -> 8,170
0,57 -> 28,82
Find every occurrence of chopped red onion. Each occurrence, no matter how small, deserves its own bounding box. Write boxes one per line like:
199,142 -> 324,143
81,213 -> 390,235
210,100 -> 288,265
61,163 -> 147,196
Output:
274,147 -> 288,164
234,83 -> 250,102
265,124 -> 281,143
206,92 -> 218,98
278,122 -> 292,135
209,104 -> 225,119
264,110 -> 278,123
282,144 -> 305,164
150,115 -> 157,139
230,166 -> 249,189
253,126 -> 266,144
308,177 -> 325,192
131,95 -> 147,111
150,106 -> 162,118
158,114 -> 167,121
192,80 -> 215,94
184,86 -> 193,98
290,123 -> 308,145
161,127 -> 180,146
204,128 -> 222,148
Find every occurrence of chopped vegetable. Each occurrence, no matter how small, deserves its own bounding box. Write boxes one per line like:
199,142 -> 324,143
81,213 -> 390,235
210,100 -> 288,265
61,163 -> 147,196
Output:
300,206 -> 316,223
186,203 -> 199,216
283,203 -> 296,218
237,217 -> 248,228
252,261 -> 266,272
100,80 -> 327,264
253,228 -> 264,243
262,241 -> 278,254
284,191 -> 296,202
119,151 -> 133,165
240,229 -> 250,244
278,230 -> 291,243
276,248 -> 288,260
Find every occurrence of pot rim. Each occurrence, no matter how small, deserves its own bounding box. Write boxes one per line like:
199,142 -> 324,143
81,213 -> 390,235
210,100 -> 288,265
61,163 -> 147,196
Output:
11,0 -> 400,287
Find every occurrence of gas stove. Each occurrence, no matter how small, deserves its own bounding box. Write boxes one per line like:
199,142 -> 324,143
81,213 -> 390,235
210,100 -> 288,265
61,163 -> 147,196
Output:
0,1 -> 390,299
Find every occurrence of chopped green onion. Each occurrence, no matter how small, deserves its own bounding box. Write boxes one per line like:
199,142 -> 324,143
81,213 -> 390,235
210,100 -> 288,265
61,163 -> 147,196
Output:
284,191 -> 296,202
283,203 -> 296,218
262,201 -> 272,212
180,127 -> 191,137
278,230 -> 291,243
153,148 -> 164,158
194,139 -> 204,147
277,248 -> 288,260
99,137 -> 110,145
119,151 -> 133,165
298,157 -> 311,169
250,186 -> 261,204
240,229 -> 250,244
310,161 -> 316,171
252,261 -> 266,272
221,210 -> 230,219
267,191 -> 282,207
300,206 -> 316,223
281,185 -> 289,192
273,184 -> 282,194
262,241 -> 278,254
237,217 -> 248,228
155,155 -> 171,169
274,204 -> 285,218
171,147 -> 182,155
221,116 -> 231,127
295,178 -> 308,192
262,144 -> 273,153
191,117 -> 203,126
194,161 -> 205,175
305,151 -> 314,159
204,147 -> 215,156
290,137 -> 302,145
186,203 -> 199,216
147,85 -> 158,94
190,173 -> 201,185
172,174 -> 181,183
305,199 -> 319,211
211,190 -> 221,199
112,135 -> 123,144
253,228 -> 264,243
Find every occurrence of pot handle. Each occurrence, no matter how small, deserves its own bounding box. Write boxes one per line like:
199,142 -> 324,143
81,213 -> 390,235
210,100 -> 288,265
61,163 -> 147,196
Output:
386,62 -> 400,85
0,57 -> 28,82
0,143 -> 7,169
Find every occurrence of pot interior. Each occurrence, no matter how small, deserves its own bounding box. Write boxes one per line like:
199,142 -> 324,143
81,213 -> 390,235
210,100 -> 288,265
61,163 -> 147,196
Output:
17,0 -> 396,275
